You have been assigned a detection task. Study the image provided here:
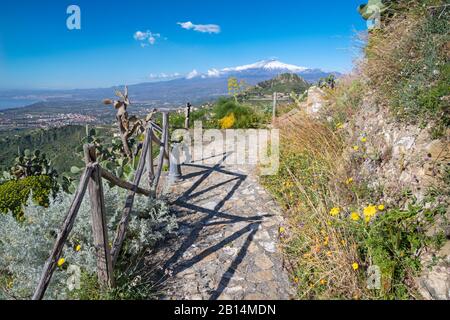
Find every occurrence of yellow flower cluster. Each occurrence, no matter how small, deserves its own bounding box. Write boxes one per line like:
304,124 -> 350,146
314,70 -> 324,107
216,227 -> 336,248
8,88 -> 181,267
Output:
363,205 -> 378,222
345,177 -> 354,185
350,212 -> 360,221
329,207 -> 340,217
219,112 -> 236,129
57,258 -> 65,267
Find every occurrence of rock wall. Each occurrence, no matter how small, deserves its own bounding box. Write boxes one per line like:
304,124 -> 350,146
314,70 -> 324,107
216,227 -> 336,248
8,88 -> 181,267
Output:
347,98 -> 450,300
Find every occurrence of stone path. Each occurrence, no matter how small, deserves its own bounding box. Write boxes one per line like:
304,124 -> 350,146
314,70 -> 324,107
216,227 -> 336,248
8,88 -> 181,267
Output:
149,140 -> 293,300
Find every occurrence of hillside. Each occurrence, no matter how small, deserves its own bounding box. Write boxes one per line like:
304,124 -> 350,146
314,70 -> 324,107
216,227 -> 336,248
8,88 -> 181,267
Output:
244,73 -> 310,96
0,125 -> 113,176
262,0 -> 449,300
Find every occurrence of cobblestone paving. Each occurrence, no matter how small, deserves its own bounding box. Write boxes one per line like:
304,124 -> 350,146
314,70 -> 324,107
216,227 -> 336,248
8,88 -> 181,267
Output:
150,148 -> 294,300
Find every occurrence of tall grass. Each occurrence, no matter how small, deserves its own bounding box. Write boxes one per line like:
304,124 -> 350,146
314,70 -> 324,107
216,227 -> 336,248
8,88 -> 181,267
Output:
262,110 -> 364,299
262,77 -> 445,299
363,0 -> 449,126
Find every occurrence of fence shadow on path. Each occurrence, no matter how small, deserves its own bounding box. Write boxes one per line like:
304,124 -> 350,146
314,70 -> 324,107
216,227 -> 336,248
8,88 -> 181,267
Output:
161,152 -> 273,299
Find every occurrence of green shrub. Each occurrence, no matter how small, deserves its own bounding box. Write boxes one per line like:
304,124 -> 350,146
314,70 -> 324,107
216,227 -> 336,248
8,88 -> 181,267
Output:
0,175 -> 53,218
0,184 -> 177,300
362,204 -> 440,299
212,98 -> 267,128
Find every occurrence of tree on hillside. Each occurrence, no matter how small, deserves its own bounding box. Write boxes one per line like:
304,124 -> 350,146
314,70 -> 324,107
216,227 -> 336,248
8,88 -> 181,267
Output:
228,77 -> 248,103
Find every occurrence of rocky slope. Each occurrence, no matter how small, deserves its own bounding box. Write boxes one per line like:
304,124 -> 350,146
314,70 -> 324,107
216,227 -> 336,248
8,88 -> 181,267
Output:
298,85 -> 449,300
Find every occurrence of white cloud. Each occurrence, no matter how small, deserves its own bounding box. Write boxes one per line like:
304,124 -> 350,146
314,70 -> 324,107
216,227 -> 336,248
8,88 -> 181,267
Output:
148,72 -> 183,81
207,68 -> 221,77
177,21 -> 221,34
186,69 -> 199,79
133,30 -> 162,46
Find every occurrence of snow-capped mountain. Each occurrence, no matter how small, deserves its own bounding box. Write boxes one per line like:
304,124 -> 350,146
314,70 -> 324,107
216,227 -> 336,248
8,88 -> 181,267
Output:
116,60 -> 338,103
220,59 -> 308,73
183,59 -> 336,84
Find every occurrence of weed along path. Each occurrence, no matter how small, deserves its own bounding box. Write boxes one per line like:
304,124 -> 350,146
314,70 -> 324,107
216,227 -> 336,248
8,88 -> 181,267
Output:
149,138 -> 293,300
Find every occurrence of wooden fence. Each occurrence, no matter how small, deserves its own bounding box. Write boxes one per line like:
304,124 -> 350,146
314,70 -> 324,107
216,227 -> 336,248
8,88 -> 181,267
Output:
32,106 -> 190,300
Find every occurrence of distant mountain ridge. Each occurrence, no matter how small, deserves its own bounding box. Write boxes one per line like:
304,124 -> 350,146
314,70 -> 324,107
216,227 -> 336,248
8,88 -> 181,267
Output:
0,60 -> 341,108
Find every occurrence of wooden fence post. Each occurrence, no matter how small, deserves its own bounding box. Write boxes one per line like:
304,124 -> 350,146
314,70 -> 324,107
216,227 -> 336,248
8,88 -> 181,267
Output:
272,92 -> 277,122
152,112 -> 169,193
163,112 -> 170,167
83,144 -> 114,288
184,102 -> 191,129
147,129 -> 154,191
111,127 -> 151,265
32,166 -> 94,300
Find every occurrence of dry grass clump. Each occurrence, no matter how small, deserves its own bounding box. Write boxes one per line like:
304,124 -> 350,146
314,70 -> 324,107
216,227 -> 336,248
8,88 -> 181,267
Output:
263,111 -> 368,299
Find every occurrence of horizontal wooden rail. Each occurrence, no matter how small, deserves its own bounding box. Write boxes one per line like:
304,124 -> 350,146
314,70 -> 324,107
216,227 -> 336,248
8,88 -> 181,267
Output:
33,165 -> 94,300
149,121 -> 163,134
100,168 -> 150,196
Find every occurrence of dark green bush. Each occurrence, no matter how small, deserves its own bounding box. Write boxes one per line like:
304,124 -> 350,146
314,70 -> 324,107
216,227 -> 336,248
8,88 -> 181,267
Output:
0,175 -> 53,218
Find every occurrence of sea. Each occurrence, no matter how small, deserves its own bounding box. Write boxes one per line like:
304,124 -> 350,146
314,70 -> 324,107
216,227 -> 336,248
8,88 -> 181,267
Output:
0,98 -> 41,111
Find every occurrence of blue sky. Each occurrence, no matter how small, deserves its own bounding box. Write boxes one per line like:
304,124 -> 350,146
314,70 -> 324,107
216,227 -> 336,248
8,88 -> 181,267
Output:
0,0 -> 367,90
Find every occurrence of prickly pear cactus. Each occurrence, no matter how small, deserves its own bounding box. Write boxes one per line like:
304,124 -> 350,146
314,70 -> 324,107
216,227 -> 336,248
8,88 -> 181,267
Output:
8,149 -> 57,180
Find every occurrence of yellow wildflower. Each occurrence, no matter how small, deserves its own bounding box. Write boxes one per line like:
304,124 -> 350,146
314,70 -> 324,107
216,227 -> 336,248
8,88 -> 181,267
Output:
320,279 -> 327,285
378,204 -> 385,211
75,244 -> 81,252
219,112 -> 236,129
363,205 -> 377,222
336,123 -> 344,129
326,251 -> 332,257
361,137 -> 367,143
353,146 -> 359,151
350,212 -> 360,221
352,262 -> 359,271
345,177 -> 354,185
329,207 -> 340,217
57,258 -> 65,267
279,226 -> 286,233
293,277 -> 299,284
323,236 -> 329,246
341,240 -> 347,246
